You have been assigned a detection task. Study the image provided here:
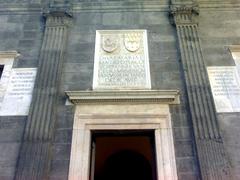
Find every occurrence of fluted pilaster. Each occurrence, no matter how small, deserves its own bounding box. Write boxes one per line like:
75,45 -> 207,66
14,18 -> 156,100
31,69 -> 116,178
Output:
25,13 -> 71,141
15,10 -> 72,180
170,3 -> 232,180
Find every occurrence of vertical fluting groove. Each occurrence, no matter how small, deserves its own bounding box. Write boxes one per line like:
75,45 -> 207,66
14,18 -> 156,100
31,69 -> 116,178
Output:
193,26 -> 219,138
31,26 -> 55,141
188,25 -> 209,139
173,9 -> 231,179
211,142 -> 217,178
34,27 -> 54,140
44,27 -> 61,140
28,24 -> 67,141
183,25 -> 206,139
188,25 -> 208,137
44,26 -> 65,140
188,25 -> 214,139
183,25 -> 205,139
48,27 -> 65,131
15,14 -> 71,180
199,142 -> 208,179
177,26 -> 201,138
33,37 -> 51,140
213,142 -> 221,178
193,27 -> 220,138
185,25 -> 208,139
39,27 -> 54,88
35,144 -> 42,178
188,25 -> 211,138
197,141 -> 207,179
26,26 -> 51,141
191,25 -> 217,139
40,26 -> 60,140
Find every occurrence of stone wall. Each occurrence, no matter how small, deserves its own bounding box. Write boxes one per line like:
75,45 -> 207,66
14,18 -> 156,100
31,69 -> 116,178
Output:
199,10 -> 240,180
0,14 -> 42,180
51,9 -> 199,180
0,0 -> 239,180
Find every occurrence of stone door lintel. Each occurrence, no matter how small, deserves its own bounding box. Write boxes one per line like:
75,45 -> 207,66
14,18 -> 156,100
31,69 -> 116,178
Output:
65,90 -> 180,104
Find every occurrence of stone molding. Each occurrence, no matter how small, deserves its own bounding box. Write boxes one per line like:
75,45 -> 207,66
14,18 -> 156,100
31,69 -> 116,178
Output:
1,1 -> 240,13
199,1 -> 240,10
72,1 -> 169,12
229,45 -> 240,52
44,2 -> 73,18
68,103 -> 178,180
65,90 -> 180,104
0,51 -> 20,59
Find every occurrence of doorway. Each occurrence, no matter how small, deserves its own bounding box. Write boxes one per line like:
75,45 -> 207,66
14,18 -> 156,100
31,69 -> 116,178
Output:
91,130 -> 157,180
68,102 -> 178,180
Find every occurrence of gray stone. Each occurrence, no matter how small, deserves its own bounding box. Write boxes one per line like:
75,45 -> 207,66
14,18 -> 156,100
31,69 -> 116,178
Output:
176,157 -> 199,173
174,127 -> 192,140
49,160 -> 70,177
178,173 -> 199,180
139,12 -> 169,25
122,12 -> 140,25
175,140 -> 195,157
55,106 -> 74,129
77,12 -> 102,25
102,13 -> 122,26
0,161 -> 17,177
52,144 -> 71,161
54,129 -> 72,143
0,1 -> 238,179
0,143 -> 20,161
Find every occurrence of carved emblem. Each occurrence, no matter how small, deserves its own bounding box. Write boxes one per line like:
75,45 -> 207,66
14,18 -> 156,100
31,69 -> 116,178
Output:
101,35 -> 118,53
124,33 -> 141,52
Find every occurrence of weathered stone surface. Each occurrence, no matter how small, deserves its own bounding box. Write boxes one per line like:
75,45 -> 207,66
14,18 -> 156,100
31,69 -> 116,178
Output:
199,9 -> 240,180
14,10 -> 72,180
59,5 -> 197,178
0,1 -> 238,180
171,2 -> 232,179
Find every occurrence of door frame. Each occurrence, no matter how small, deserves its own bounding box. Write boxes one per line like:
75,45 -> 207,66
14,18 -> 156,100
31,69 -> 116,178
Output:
66,90 -> 179,180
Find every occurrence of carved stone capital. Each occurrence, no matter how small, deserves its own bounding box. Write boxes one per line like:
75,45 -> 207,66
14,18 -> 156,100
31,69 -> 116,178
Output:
45,15 -> 72,27
43,3 -> 73,27
170,4 -> 199,25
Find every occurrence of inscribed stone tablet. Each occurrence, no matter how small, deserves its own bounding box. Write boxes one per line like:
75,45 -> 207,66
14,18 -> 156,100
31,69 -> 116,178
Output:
93,30 -> 151,90
0,68 -> 37,116
0,58 -> 14,111
207,66 -> 240,112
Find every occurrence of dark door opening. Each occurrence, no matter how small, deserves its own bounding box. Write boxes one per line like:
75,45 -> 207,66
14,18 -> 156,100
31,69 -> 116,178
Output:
90,130 -> 157,180
0,65 -> 4,79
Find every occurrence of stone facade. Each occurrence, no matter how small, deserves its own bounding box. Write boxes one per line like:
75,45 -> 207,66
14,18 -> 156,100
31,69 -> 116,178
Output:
0,0 -> 239,180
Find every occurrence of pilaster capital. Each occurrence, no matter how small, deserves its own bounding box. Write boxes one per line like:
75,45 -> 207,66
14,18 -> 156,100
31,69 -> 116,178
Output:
43,3 -> 73,27
170,3 -> 199,25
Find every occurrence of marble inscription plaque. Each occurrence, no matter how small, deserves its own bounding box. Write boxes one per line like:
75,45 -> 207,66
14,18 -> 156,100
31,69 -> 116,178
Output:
207,66 -> 240,112
0,58 -> 14,111
93,30 -> 151,89
0,68 -> 37,116
231,51 -> 240,76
